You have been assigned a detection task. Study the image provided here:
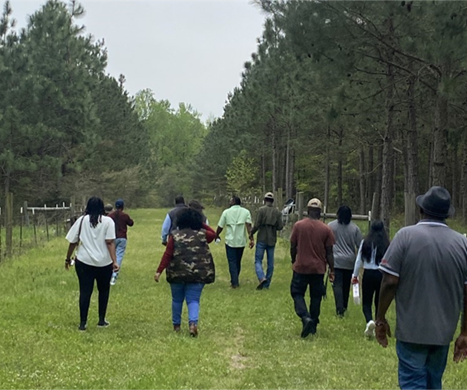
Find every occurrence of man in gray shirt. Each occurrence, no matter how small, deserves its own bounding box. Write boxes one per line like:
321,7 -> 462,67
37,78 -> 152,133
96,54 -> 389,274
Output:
328,205 -> 362,317
376,186 -> 467,390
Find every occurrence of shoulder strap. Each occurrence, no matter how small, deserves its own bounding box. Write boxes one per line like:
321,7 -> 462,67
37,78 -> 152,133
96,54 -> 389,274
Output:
77,215 -> 85,244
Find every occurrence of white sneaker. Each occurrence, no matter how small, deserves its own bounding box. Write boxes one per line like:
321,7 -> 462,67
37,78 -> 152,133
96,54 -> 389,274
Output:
110,276 -> 116,286
364,320 -> 376,338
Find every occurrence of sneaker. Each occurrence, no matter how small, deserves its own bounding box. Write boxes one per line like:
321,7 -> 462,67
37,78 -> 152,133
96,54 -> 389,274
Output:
110,276 -> 116,286
364,320 -> 376,338
301,317 -> 314,338
78,322 -> 87,331
256,278 -> 267,290
97,320 -> 110,328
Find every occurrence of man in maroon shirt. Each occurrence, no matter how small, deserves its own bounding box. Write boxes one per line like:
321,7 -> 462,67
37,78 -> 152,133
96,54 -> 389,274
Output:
290,198 -> 335,338
109,199 -> 134,286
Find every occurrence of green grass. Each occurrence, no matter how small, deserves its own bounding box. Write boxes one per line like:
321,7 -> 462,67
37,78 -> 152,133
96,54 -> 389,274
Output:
1,208 -> 467,389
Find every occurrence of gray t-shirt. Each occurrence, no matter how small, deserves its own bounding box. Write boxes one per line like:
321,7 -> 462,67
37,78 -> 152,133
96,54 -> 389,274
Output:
380,220 -> 467,345
328,220 -> 363,269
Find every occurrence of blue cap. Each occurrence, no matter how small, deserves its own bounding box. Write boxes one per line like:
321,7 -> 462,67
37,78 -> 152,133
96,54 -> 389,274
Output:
115,199 -> 124,208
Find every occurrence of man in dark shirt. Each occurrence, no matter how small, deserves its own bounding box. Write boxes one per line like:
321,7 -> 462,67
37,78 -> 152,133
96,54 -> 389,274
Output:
161,195 -> 187,245
290,198 -> 335,338
109,199 -> 134,286
250,192 -> 283,290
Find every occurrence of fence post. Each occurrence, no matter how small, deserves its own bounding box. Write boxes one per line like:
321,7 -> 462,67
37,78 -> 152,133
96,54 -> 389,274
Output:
23,201 -> 29,227
45,208 -> 49,241
297,192 -> 304,220
20,206 -> 23,253
0,207 -> 2,261
5,192 -> 13,258
33,210 -> 37,245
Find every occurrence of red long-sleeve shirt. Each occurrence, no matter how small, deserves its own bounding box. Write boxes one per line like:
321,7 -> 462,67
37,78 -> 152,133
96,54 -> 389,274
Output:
156,224 -> 216,274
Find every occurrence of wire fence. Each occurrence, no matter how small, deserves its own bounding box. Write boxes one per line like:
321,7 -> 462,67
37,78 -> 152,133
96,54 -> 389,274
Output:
0,197 -> 84,261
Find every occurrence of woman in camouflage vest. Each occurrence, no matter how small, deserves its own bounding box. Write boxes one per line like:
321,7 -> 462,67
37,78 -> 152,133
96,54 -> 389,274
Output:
155,207 -> 216,337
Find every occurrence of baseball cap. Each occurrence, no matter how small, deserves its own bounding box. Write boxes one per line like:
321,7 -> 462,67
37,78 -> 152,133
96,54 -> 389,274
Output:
307,198 -> 322,209
264,192 -> 274,200
115,199 -> 124,208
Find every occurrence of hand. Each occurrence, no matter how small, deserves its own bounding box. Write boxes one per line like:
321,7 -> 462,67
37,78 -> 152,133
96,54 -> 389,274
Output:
328,271 -> 335,283
351,276 -> 359,285
375,320 -> 392,348
162,242 -> 167,247
154,272 -> 161,283
65,260 -> 71,271
112,263 -> 120,272
249,239 -> 254,249
454,333 -> 467,362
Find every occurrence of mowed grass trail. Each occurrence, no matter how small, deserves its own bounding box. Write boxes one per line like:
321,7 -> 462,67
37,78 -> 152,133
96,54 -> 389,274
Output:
1,208 -> 466,389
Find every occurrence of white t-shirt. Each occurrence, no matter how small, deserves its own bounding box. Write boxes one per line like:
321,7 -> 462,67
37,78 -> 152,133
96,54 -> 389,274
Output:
66,215 -> 116,267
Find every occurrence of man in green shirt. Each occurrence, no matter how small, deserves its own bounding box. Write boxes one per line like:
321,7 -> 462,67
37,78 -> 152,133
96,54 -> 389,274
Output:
216,196 -> 254,288
250,192 -> 283,290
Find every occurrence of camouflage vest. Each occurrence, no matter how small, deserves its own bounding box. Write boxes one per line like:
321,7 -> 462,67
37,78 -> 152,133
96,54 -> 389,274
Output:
166,228 -> 215,284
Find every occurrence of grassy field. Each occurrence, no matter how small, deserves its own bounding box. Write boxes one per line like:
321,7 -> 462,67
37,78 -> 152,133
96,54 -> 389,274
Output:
1,208 -> 467,389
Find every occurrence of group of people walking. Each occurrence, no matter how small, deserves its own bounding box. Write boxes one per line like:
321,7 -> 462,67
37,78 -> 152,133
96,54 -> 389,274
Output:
64,186 -> 467,389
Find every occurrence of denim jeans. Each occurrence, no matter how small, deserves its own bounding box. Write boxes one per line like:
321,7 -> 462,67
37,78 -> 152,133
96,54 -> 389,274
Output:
254,241 -> 275,288
290,272 -> 325,324
225,245 -> 244,287
396,340 -> 450,390
170,283 -> 205,325
112,238 -> 127,279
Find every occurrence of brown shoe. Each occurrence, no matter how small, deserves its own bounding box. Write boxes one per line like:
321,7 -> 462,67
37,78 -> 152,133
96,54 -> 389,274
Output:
173,324 -> 181,332
189,323 -> 198,337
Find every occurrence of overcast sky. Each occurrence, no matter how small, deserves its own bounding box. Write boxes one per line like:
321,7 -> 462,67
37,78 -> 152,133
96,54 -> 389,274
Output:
10,0 -> 266,120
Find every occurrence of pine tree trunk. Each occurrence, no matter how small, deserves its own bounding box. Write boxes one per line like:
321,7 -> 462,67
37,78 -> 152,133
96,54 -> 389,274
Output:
324,125 -> 331,211
337,127 -> 343,207
359,145 -> 366,214
367,144 -> 374,211
432,91 -> 448,187
271,121 -> 276,192
462,133 -> 467,224
380,15 -> 395,232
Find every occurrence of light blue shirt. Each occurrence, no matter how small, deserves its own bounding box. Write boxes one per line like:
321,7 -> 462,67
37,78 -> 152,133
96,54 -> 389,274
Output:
161,214 -> 171,243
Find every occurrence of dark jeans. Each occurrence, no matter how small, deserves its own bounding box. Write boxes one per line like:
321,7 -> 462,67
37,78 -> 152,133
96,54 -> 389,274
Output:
225,245 -> 244,287
290,272 -> 325,324
396,340 -> 449,390
362,269 -> 382,323
332,268 -> 353,316
75,260 -> 113,324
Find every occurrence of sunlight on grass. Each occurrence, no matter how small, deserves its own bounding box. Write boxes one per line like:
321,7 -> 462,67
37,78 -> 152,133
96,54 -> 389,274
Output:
0,208 -> 466,389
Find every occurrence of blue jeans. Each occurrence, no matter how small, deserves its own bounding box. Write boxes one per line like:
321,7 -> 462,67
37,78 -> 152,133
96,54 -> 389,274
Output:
112,238 -> 127,279
225,245 -> 244,287
396,340 -> 450,390
170,283 -> 204,325
254,241 -> 275,288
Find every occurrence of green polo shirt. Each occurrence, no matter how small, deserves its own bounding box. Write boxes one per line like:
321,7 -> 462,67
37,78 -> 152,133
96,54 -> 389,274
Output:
218,205 -> 252,248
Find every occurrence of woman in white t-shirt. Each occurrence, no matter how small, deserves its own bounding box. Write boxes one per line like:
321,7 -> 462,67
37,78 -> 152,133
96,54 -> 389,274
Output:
65,197 -> 119,331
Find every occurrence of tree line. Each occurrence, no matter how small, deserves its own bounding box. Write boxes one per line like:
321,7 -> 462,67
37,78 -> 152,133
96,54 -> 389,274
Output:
0,0 -> 206,209
196,0 -> 467,229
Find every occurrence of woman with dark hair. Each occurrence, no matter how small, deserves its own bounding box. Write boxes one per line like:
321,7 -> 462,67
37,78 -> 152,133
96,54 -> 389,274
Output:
154,208 -> 216,337
352,220 -> 390,338
65,197 -> 119,331
328,205 -> 363,317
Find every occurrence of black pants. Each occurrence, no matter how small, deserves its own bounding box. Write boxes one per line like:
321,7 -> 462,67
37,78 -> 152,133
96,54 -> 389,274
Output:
362,269 -> 382,323
290,272 -> 325,324
332,268 -> 353,316
75,260 -> 113,324
225,245 -> 244,287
